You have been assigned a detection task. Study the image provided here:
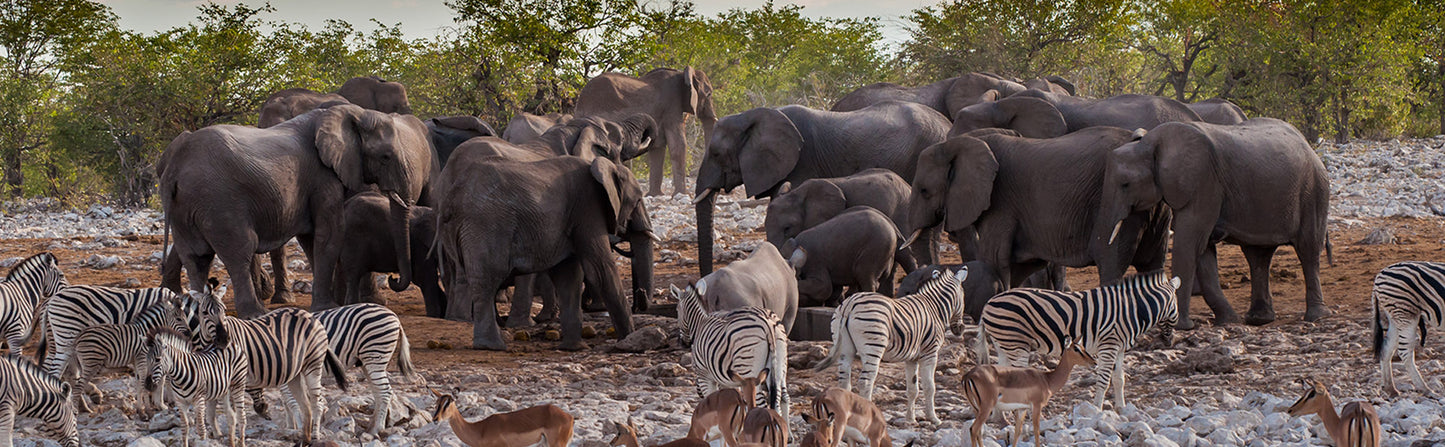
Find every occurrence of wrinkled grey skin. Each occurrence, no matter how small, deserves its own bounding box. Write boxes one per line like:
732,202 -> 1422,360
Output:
905,128 -> 1170,294
337,76 -> 411,114
576,67 -> 716,196
691,243 -> 799,335
427,116 -> 498,166
450,114 -> 658,327
502,112 -> 573,144
764,168 -> 936,270
1098,118 -> 1330,328
831,72 -> 1029,120
258,88 -> 348,128
434,155 -> 644,351
694,101 -> 950,276
953,90 -> 1203,137
1187,98 -> 1247,125
159,105 -> 433,318
782,207 -> 903,307
334,192 -> 445,315
897,261 -> 1004,322
1023,76 -> 1078,96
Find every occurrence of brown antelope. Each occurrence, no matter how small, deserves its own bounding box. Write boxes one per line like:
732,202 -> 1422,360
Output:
429,388 -> 575,447
740,407 -> 788,447
802,387 -> 891,447
797,429 -> 834,447
1287,380 -> 1382,447
688,371 -> 765,446
962,341 -> 1095,447
609,418 -> 709,447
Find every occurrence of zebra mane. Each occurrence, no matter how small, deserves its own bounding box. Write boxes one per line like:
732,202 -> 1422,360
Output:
146,326 -> 191,352
3,252 -> 56,281
1116,269 -> 1171,289
905,267 -> 962,298
2,352 -> 66,391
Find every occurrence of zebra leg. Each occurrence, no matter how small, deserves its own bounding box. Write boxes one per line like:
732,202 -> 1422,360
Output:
230,385 -> 247,447
286,380 -> 315,444
1380,322 -> 1401,396
1401,322 -> 1434,395
921,353 -> 941,424
179,400 -> 194,447
837,350 -> 854,393
1111,352 -> 1128,410
200,397 -> 214,440
1090,347 -> 1121,409
364,357 -> 392,435
247,387 -> 269,420
0,402 -> 15,447
902,360 -> 919,422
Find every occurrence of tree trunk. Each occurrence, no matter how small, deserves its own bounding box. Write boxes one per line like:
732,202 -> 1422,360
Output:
3,152 -> 22,198
1334,90 -> 1350,144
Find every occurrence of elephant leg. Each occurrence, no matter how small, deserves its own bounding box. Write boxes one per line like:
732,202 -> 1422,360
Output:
466,270 -> 508,351
1194,244 -> 1233,325
507,275 -> 537,328
417,259 -> 447,319
1296,240 -> 1329,322
269,247 -> 293,304
646,129 -> 667,196
357,274 -> 384,305
1048,264 -> 1070,292
250,254 -> 274,305
1240,245 -> 1279,326
180,252 -> 216,295
1169,219 -> 1222,330
218,246 -> 266,318
667,122 -> 687,196
162,249 -> 184,293
895,248 -> 918,275
537,276 -> 559,323
548,259 -> 587,351
309,229 -> 343,313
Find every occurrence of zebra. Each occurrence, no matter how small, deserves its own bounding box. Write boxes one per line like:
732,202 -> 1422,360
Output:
0,252 -> 67,355
812,267 -> 969,424
146,327 -> 249,447
188,281 -> 349,444
312,303 -> 419,435
59,295 -> 190,414
39,284 -> 223,376
0,354 -> 79,447
1371,261 -> 1445,397
977,269 -> 1181,410
673,284 -> 790,419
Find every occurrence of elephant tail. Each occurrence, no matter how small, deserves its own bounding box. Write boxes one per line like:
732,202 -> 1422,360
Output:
395,323 -> 420,383
1325,232 -> 1335,266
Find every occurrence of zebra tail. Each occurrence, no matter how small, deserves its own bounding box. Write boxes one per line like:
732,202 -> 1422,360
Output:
1419,318 -> 1428,350
35,315 -> 49,363
396,325 -> 419,383
20,299 -> 46,350
973,326 -> 991,366
769,335 -> 788,414
325,350 -> 351,392
812,309 -> 845,373
1371,289 -> 1385,362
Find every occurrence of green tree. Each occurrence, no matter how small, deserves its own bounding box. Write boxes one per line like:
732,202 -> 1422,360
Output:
1132,0 -> 1222,101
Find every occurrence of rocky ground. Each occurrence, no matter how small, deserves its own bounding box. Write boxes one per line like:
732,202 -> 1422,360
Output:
4,138 -> 1445,446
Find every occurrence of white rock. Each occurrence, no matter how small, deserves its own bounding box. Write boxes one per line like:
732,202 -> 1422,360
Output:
126,436 -> 165,447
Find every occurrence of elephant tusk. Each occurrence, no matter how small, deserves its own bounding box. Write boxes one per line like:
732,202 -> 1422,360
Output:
646,230 -> 661,242
638,136 -> 653,150
1107,220 -> 1123,245
901,229 -> 922,249
387,190 -> 410,208
693,188 -> 714,205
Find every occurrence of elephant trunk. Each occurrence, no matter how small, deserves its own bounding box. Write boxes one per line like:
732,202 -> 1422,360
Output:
620,114 -> 659,161
387,192 -> 413,292
695,190 -> 715,275
628,213 -> 655,313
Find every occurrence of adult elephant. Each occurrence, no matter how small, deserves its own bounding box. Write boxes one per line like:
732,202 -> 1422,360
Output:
904,128 -> 1170,291
1187,98 -> 1247,125
693,100 -> 951,275
1098,118 -> 1330,328
575,67 -> 716,196
427,116 -> 498,166
258,88 -> 348,128
159,104 -> 434,318
434,155 -> 646,351
953,90 -> 1202,137
830,72 -> 1028,119
257,76 -> 411,128
338,76 -> 411,114
503,112 -> 573,144
1024,75 -> 1078,96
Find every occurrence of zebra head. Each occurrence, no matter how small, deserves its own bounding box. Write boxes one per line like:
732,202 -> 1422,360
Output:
1159,275 -> 1182,345
916,267 -> 970,335
4,252 -> 69,298
181,278 -> 229,350
672,281 -> 707,347
13,356 -> 80,447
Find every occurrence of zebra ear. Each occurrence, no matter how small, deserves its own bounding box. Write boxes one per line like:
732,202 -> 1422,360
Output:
60,382 -> 72,398
1169,277 -> 1181,289
669,284 -> 683,298
213,282 -> 228,300
695,278 -> 708,297
954,267 -> 969,283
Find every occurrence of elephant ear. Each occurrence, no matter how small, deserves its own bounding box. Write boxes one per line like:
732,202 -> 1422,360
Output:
997,97 -> 1067,138
315,104 -> 368,191
590,157 -> 636,231
796,180 -> 847,228
431,116 -> 496,136
738,108 -> 803,198
940,136 -> 999,231
683,66 -> 699,114
1046,75 -> 1078,96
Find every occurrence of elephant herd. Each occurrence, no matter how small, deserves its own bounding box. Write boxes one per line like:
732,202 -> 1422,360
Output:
157,68 -> 1328,352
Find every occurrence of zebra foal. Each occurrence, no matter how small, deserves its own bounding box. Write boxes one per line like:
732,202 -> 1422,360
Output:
813,267 -> 969,424
0,252 -> 67,355
978,270 -> 1180,410
0,354 -> 79,447
313,303 -> 420,435
40,284 -> 222,376
1371,261 -> 1445,396
146,328 -> 249,447
60,295 -> 189,414
674,284 -> 791,419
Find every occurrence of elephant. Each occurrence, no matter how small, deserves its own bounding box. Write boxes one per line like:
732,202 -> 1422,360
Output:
159,104 -> 434,318
904,128 -> 1170,295
333,192 -> 445,316
694,100 -> 951,275
258,88 -> 348,128
428,116 -> 498,166
433,155 -> 644,351
830,72 -> 1029,120
503,112 -> 573,144
1024,75 -> 1078,96
896,261 -> 1004,322
575,67 -> 716,196
337,76 -> 411,114
446,114 -> 658,325
686,243 -> 799,335
782,206 -> 903,307
952,90 -> 1203,137
1098,118 -> 1330,328
764,168 -> 935,269
1187,98 -> 1247,125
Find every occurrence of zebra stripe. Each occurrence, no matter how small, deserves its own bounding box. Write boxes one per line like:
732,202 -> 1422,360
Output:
0,252 -> 67,355
814,267 -> 968,424
40,285 -> 220,376
59,296 -> 190,414
978,270 -> 1180,409
147,328 -> 248,447
1370,261 -> 1445,396
675,286 -> 790,420
0,354 -> 78,447
312,303 -> 419,435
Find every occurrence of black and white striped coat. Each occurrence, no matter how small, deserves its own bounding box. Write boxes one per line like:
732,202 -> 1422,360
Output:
40,285 -> 221,376
0,252 -> 67,355
979,270 -> 1180,409
313,303 -> 418,435
0,354 -> 79,447
60,297 -> 188,414
675,285 -> 790,419
147,328 -> 249,447
1371,261 -> 1445,396
813,267 -> 969,424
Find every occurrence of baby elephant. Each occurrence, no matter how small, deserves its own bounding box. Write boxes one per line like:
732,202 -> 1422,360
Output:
783,207 -> 903,306
335,191 -> 446,315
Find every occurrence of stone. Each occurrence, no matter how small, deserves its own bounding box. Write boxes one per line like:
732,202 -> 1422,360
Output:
612,326 -> 669,353
0,257 -> 21,269
1164,346 -> 1235,375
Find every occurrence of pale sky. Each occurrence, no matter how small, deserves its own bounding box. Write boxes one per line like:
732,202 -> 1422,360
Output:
97,0 -> 945,45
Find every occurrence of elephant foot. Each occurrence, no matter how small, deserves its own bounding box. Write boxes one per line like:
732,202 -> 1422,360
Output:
1243,309 -> 1276,326
558,339 -> 588,351
1303,305 -> 1331,322
472,325 -> 509,351
535,310 -> 558,323
505,315 -> 536,328
271,289 -> 294,305
1174,319 -> 1198,331
582,301 -> 607,313
1211,312 -> 1242,326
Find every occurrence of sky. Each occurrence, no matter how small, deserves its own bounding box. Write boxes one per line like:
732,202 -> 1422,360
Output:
96,0 -> 946,44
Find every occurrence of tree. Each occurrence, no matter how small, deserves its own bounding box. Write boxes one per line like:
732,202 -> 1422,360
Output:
1132,0 -> 1222,101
